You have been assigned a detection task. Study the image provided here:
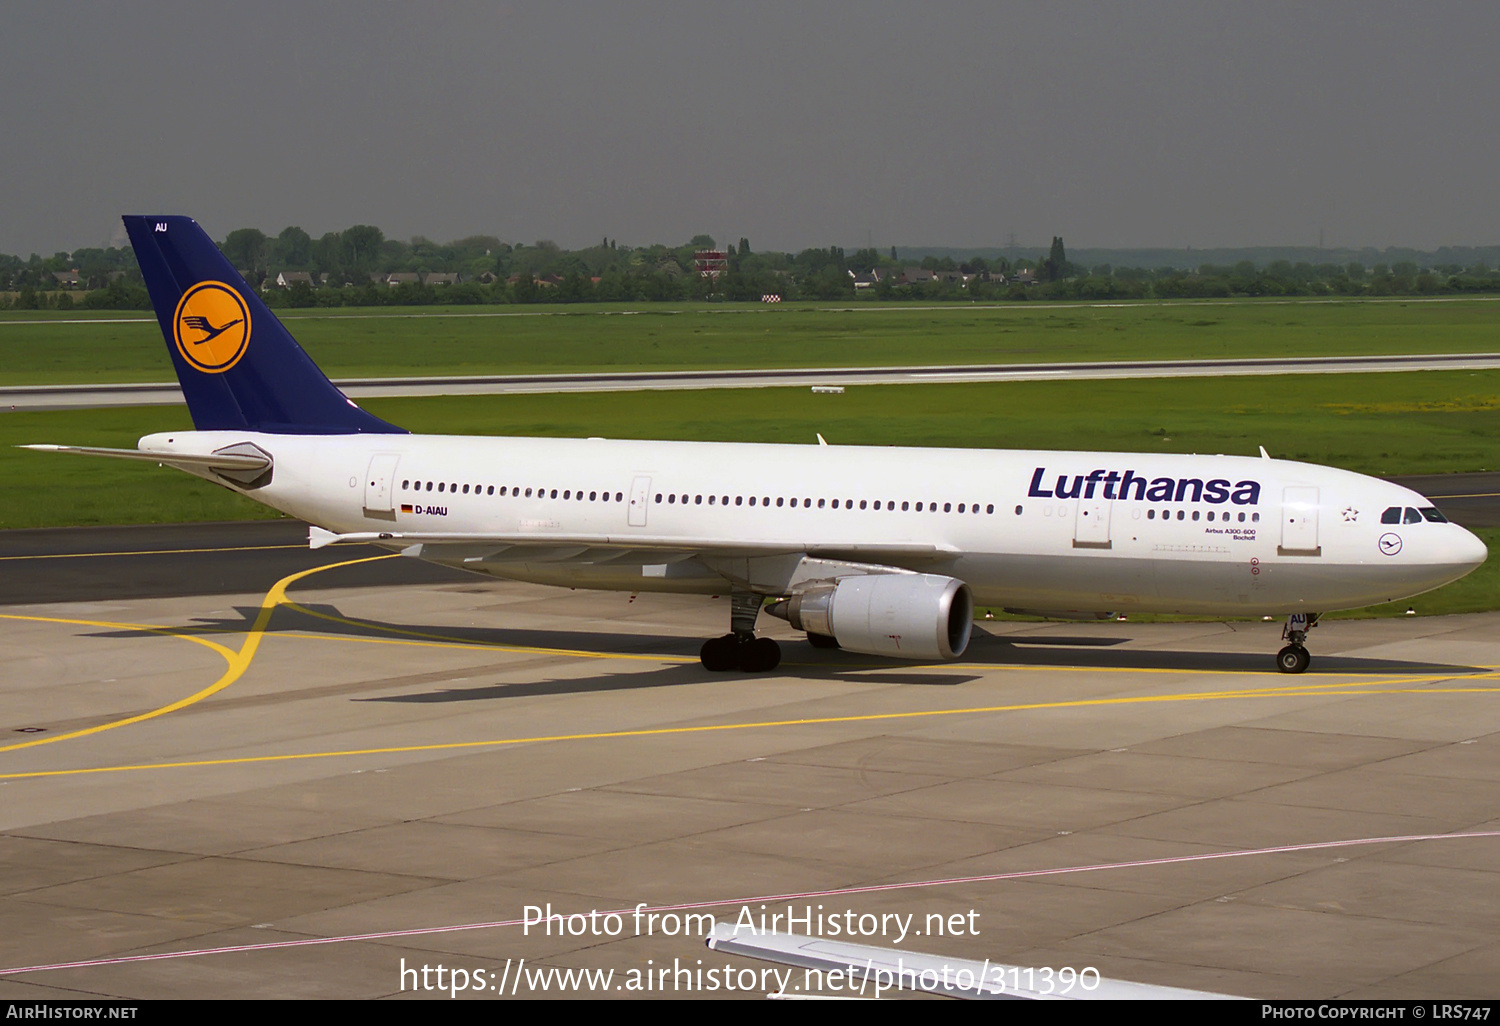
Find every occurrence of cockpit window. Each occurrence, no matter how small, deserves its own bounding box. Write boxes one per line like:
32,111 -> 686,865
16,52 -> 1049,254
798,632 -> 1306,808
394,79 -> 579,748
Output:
1403,507 -> 1422,524
1381,507 -> 1401,524
1420,507 -> 1449,523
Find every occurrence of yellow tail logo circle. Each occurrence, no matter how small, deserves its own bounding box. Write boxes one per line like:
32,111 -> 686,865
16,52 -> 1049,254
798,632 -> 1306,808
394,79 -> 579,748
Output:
172,282 -> 251,373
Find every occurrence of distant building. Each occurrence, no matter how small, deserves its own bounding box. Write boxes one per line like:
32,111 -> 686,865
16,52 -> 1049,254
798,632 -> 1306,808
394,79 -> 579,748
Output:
694,250 -> 729,279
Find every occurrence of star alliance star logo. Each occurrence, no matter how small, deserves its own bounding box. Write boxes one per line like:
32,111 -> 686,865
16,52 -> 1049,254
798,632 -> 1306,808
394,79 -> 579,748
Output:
1341,506 -> 1359,522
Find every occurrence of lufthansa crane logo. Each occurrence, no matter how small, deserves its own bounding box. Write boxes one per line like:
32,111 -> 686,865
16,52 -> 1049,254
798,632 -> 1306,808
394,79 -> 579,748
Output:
171,281 -> 251,373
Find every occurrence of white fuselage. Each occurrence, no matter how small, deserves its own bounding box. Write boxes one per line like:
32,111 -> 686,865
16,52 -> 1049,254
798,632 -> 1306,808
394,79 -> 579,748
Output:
140,430 -> 1487,616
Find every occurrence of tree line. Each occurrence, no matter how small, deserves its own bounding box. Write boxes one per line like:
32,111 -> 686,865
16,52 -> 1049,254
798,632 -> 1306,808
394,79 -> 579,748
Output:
7,226 -> 1500,310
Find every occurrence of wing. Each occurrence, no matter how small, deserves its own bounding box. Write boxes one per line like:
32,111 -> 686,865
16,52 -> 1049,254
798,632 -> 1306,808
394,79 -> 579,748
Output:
704,924 -> 1240,1000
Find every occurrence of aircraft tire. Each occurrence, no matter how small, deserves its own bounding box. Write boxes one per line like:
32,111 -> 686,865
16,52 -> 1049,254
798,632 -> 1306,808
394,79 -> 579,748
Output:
1276,644 -> 1310,674
700,634 -> 740,672
738,637 -> 782,673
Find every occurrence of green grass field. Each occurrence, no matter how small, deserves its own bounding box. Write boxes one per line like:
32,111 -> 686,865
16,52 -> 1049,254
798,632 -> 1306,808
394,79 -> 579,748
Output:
3,296 -> 1500,385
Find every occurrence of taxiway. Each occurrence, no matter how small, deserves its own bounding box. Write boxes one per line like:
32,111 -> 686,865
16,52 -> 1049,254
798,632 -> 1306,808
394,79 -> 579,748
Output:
1,557 -> 1497,999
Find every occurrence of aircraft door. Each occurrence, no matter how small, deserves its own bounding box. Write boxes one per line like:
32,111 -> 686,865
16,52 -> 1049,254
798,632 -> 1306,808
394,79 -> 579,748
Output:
628,475 -> 652,527
1279,486 -> 1321,556
363,452 -> 401,521
1073,499 -> 1112,549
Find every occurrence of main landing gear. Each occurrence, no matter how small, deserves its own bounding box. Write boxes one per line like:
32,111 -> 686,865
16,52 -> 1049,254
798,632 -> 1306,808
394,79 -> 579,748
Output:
1276,612 -> 1320,674
700,591 -> 782,672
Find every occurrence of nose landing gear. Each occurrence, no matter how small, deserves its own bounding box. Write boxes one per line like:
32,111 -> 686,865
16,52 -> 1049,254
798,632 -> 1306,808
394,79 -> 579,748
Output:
1276,612 -> 1320,673
1276,644 -> 1311,674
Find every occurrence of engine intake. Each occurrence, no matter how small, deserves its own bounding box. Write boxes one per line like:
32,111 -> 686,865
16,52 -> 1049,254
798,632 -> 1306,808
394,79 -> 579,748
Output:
768,573 -> 973,660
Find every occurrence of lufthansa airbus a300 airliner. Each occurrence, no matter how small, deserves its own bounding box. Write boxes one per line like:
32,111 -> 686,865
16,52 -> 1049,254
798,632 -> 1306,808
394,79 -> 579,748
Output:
28,216 -> 1488,674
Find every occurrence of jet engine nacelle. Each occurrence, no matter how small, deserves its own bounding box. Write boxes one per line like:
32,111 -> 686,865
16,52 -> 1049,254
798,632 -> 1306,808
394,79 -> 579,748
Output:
769,573 -> 973,660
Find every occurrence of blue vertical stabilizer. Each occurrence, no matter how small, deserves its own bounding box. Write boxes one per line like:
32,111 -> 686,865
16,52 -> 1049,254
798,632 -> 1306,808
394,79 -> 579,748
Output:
123,215 -> 405,434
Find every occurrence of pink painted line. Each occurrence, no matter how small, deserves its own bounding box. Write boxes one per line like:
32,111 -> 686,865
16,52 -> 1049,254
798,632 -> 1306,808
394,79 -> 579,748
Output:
4,829 -> 1496,977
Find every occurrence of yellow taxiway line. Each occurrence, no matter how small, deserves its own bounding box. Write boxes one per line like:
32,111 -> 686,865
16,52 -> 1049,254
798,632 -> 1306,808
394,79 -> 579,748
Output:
3,673 -> 1496,780
0,554 -> 393,753
3,550 -> 1496,774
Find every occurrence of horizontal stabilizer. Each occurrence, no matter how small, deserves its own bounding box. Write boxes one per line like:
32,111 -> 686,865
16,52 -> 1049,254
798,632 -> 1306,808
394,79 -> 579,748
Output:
19,444 -> 270,471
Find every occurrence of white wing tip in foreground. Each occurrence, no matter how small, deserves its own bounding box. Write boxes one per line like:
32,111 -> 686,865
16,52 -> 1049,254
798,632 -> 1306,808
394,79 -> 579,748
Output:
706,923 -> 1241,1001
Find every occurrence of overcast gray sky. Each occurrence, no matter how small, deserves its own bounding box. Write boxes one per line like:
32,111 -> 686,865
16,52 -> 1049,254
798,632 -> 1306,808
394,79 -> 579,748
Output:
5,1 -> 1499,255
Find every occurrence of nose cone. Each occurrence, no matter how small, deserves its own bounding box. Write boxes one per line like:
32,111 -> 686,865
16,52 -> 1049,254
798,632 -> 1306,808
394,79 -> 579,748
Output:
1452,525 -> 1489,573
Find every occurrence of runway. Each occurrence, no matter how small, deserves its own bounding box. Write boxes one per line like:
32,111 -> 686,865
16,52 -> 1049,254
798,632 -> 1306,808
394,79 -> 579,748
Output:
7,351 -> 1500,410
1386,472 -> 1500,529
1,545 -> 1498,998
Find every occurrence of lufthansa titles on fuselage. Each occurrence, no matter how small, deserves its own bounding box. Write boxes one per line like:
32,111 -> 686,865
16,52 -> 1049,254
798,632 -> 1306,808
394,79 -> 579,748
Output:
1027,467 -> 1262,505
